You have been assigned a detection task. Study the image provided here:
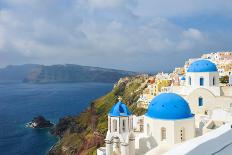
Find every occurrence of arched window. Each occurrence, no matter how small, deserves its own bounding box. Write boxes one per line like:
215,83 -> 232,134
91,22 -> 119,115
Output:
199,97 -> 203,106
161,127 -> 166,141
213,77 -> 215,85
189,77 -> 192,85
200,77 -> 204,86
180,128 -> 185,142
122,120 -> 126,132
147,124 -> 150,135
113,120 -> 117,132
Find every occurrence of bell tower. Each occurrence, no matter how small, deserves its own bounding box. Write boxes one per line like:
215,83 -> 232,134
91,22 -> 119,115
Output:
105,98 -> 135,155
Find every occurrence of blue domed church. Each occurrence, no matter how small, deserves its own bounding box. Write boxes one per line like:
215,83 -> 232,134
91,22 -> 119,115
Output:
185,59 -> 220,96
144,93 -> 195,146
99,94 -> 195,155
179,59 -> 231,115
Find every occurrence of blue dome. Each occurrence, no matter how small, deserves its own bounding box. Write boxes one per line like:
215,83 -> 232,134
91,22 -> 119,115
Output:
180,76 -> 186,80
146,93 -> 193,120
109,101 -> 131,117
187,59 -> 217,72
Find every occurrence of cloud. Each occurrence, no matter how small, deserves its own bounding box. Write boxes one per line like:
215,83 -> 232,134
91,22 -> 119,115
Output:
183,28 -> 204,41
134,0 -> 232,18
87,0 -> 124,8
0,37 -> 4,50
177,28 -> 206,51
0,0 -> 232,71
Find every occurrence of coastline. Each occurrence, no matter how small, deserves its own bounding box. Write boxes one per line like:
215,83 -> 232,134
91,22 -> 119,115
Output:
47,136 -> 60,155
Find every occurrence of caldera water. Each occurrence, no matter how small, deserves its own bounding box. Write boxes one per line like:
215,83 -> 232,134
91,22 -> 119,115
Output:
0,81 -> 113,155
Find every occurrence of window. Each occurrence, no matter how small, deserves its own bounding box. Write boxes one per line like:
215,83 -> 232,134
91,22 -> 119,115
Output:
161,127 -> 166,141
147,124 -> 150,135
189,77 -> 192,85
213,77 -> 215,85
199,97 -> 203,106
200,77 -> 204,86
180,128 -> 185,142
122,120 -> 126,132
113,120 -> 117,132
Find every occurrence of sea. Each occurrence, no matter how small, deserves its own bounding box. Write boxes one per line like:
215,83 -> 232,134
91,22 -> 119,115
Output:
0,81 -> 113,155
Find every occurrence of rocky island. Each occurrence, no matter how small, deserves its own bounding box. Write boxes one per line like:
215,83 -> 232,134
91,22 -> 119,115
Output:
27,116 -> 54,129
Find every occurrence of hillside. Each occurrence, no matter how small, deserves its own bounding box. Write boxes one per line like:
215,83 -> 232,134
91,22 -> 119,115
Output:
23,64 -> 137,83
49,75 -> 148,155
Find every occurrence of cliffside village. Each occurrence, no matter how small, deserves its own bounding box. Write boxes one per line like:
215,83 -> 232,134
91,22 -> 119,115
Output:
137,51 -> 232,109
97,51 -> 232,155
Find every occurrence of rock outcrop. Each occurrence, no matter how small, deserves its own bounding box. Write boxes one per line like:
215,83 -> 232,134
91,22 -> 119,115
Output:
27,116 -> 54,128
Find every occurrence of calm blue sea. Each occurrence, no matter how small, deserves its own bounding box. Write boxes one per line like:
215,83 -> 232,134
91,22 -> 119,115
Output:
0,81 -> 113,155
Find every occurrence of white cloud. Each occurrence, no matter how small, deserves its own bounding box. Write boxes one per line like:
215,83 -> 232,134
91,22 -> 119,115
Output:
87,0 -> 124,8
0,0 -> 232,71
177,28 -> 206,51
0,30 -> 5,50
6,0 -> 39,5
183,28 -> 204,41
134,0 -> 232,18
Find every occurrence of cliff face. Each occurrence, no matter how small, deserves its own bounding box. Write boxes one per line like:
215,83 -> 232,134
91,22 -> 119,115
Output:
49,75 -> 148,155
24,64 -> 137,83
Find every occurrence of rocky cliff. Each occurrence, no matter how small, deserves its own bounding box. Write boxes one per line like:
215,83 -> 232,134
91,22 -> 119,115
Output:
24,64 -> 137,83
49,75 -> 149,155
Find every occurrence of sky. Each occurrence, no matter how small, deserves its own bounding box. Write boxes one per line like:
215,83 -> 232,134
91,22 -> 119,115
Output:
0,0 -> 232,72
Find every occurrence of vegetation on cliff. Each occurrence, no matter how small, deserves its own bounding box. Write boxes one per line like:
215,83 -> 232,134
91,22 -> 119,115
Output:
49,75 -> 148,155
219,75 -> 229,84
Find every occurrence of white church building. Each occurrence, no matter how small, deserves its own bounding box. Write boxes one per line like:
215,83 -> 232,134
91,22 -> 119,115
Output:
144,93 -> 195,146
97,59 -> 232,155
104,100 -> 135,155
171,59 -> 232,118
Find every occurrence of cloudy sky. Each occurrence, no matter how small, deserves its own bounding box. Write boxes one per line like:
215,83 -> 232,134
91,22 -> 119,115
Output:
0,0 -> 232,72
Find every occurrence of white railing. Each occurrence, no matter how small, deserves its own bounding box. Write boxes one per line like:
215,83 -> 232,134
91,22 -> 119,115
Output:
165,124 -> 232,155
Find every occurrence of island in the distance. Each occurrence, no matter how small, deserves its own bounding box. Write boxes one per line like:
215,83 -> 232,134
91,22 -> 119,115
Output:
0,64 -> 137,83
26,116 -> 54,129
